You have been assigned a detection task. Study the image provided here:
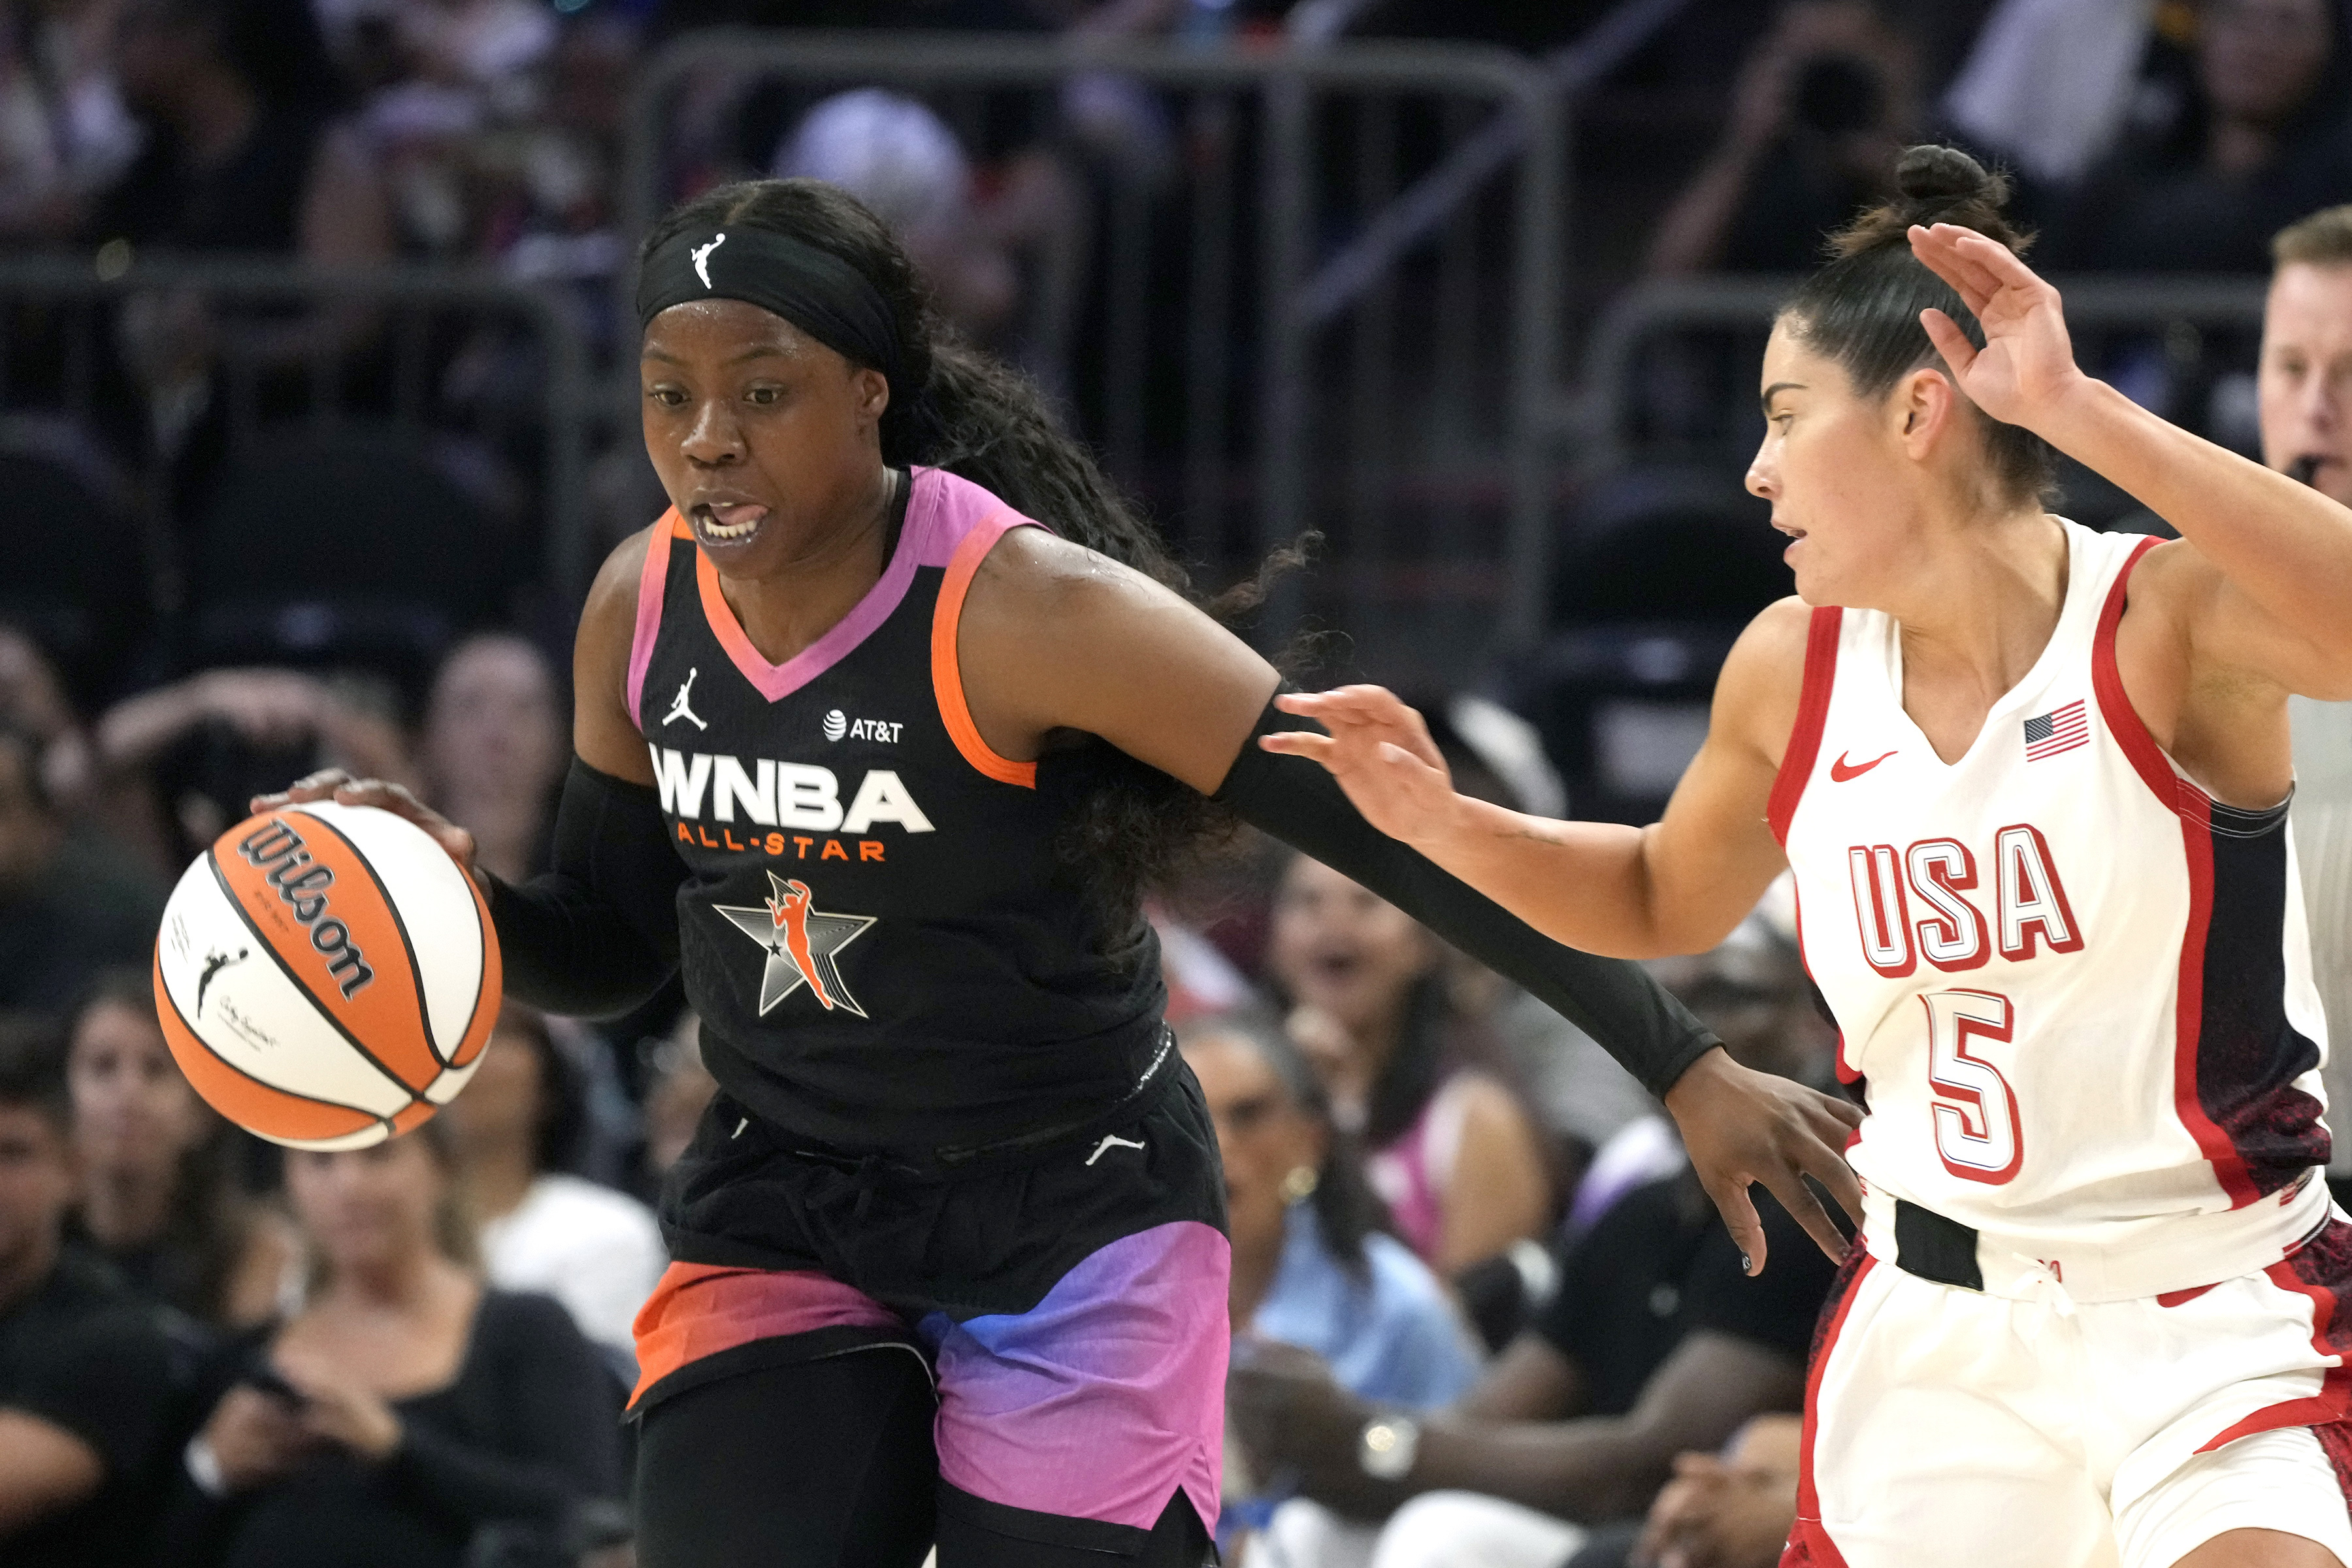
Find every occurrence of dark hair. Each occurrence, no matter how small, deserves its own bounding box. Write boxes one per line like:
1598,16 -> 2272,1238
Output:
65,967 -> 259,1326
636,179 -> 1298,936
1179,1010 -> 1382,1280
491,1005 -> 589,1176
0,1012 -> 67,1132
1780,145 -> 2056,509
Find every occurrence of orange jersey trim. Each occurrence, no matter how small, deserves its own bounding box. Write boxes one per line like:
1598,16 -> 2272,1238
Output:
930,514 -> 1039,789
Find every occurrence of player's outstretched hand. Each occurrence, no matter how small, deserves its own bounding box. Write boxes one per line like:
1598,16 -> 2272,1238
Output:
1262,685 -> 1465,851
1908,222 -> 2089,431
251,770 -> 482,885
1664,1047 -> 1863,1274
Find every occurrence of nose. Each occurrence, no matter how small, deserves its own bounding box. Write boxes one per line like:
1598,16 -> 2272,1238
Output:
1745,450 -> 1776,501
680,397 -> 743,467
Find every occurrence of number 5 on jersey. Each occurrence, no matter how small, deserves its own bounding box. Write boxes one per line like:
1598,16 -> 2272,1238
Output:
1923,989 -> 2021,1184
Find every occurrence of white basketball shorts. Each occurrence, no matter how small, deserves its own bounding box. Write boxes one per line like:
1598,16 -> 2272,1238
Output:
1782,1220 -> 2352,1568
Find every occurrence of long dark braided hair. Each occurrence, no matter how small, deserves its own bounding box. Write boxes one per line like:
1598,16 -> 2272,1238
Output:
637,178 -> 1303,938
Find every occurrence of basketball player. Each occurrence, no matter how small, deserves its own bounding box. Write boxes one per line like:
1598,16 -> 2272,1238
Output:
1271,146 -> 2352,1568
259,178 -> 1861,1567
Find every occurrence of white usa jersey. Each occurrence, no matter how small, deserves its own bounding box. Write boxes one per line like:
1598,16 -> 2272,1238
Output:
1774,521 -> 2332,1292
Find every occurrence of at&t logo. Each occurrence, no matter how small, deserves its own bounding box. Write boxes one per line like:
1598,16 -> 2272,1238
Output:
823,710 -> 902,743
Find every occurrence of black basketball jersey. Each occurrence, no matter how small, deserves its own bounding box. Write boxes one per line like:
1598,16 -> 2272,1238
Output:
625,467 -> 1168,1156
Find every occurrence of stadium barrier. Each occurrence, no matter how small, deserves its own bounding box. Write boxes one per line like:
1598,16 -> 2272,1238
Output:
621,30 -> 1567,664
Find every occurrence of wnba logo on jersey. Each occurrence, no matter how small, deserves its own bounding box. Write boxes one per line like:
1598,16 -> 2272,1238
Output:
713,871 -> 877,1016
1846,825 -> 2082,979
648,745 -> 934,834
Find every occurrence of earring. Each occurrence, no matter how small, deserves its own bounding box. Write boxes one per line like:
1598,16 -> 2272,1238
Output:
1279,1165 -> 1320,1203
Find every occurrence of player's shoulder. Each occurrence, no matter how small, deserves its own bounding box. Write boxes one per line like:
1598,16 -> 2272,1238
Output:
1713,596 -> 1820,749
580,518 -> 667,643
966,516 -> 1175,625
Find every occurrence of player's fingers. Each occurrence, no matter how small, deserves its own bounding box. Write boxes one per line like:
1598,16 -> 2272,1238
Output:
1698,1171 -> 1768,1277
1795,1132 -> 1865,1230
1258,730 -> 1339,762
1760,1164 -> 1852,1267
1917,223 -> 2012,302
1919,308 -> 1977,372
253,768 -> 355,811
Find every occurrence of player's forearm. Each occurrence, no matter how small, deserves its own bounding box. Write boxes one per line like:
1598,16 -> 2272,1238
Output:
1414,797 -> 1682,960
1404,1414 -> 1674,1524
2038,376 -> 2352,671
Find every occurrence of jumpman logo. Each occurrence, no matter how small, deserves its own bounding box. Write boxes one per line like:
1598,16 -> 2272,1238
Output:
692,233 -> 726,288
663,668 -> 706,730
197,947 -> 249,1016
1085,1134 -> 1147,1166
713,872 -> 877,1017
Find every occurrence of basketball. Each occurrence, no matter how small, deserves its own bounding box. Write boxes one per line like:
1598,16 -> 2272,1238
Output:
150,800 -> 502,1151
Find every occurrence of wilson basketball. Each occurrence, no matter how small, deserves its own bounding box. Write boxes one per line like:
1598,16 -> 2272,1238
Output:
151,800 -> 502,1150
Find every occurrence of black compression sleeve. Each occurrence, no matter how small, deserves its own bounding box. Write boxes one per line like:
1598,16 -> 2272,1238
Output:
1214,697 -> 1719,1098
481,757 -> 685,1019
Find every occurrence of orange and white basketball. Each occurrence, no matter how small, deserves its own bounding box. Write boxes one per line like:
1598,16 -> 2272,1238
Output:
152,800 -> 502,1150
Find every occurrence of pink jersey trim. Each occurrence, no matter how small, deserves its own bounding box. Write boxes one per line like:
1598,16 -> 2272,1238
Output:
1767,607 -> 1843,845
624,512 -> 687,730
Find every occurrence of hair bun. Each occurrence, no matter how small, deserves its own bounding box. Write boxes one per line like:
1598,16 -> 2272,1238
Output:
1825,143 -> 2029,259
1895,144 -> 2002,220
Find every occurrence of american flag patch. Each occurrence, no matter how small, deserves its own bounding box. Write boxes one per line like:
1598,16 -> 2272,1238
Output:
2023,699 -> 2089,762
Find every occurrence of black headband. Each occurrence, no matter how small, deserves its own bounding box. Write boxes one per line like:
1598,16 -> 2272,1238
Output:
635,224 -> 906,393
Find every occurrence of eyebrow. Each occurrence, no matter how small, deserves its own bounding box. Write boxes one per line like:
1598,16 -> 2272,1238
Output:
1761,381 -> 1807,412
639,344 -> 797,367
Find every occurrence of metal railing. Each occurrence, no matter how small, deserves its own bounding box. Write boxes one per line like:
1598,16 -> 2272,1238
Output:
0,254 -> 597,607
621,30 -> 1565,659
1563,273 -> 2275,476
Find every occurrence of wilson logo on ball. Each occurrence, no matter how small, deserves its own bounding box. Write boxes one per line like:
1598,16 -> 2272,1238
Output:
236,820 -> 376,998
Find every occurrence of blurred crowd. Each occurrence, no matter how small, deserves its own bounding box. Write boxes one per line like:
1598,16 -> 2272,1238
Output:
0,584 -> 1853,1567
1,1 -> 2351,1566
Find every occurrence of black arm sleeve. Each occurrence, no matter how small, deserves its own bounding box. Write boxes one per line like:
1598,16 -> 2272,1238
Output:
482,757 -> 686,1019
1213,697 -> 1719,1097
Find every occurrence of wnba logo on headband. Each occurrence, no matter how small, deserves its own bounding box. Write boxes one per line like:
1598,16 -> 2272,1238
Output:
636,220 -> 907,394
692,233 -> 726,288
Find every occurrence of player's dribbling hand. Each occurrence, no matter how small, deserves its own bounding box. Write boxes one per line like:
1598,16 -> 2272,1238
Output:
1262,686 -> 1465,851
252,770 -> 483,885
1908,223 -> 2090,431
1664,1047 -> 1863,1274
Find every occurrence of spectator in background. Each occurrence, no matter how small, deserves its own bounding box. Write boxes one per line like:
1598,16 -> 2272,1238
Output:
63,969 -> 291,1330
0,725 -> 161,1013
1940,0 -> 2156,191
1625,1414 -> 1803,1568
418,634 -> 565,885
90,0 -> 388,259
774,89 -> 1019,342
1185,1011 -> 1483,1556
438,1007 -> 665,1369
1647,1 -> 1919,275
0,1019 -> 182,1568
1228,928 -> 1842,1568
1183,1012 -> 1482,1406
94,667 -> 415,878
2048,0 -> 2352,272
0,0 -> 140,241
0,624 -> 96,817
1267,851 -> 1556,1280
166,1119 -> 623,1568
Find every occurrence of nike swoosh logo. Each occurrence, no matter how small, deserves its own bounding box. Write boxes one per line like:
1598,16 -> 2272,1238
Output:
1830,750 -> 1897,782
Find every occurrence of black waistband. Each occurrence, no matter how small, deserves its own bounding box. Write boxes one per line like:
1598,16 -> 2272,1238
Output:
1893,1198 -> 1984,1292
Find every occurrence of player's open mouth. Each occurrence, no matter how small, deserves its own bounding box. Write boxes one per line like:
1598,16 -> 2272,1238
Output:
693,502 -> 770,543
